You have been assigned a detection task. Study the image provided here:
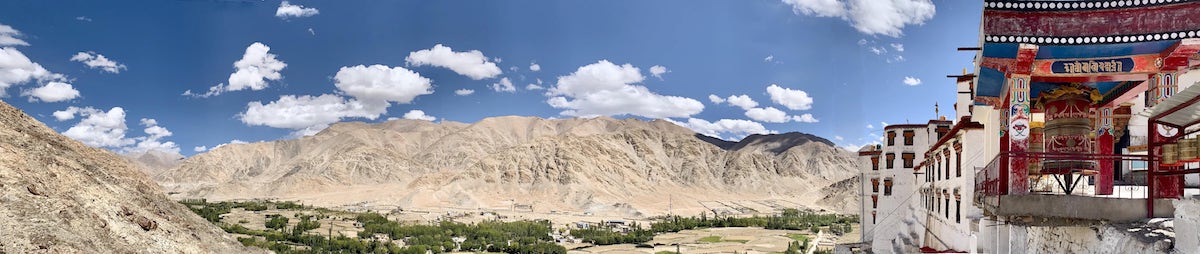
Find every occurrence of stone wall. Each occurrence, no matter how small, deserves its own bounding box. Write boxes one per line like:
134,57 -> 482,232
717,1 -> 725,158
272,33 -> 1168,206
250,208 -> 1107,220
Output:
1014,222 -> 1173,254
1176,198 -> 1200,253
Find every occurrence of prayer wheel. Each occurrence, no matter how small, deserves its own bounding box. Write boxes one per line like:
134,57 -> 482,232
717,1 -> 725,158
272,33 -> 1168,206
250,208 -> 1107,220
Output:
1042,91 -> 1096,172
1028,125 -> 1044,174
1164,143 -> 1180,166
1183,137 -> 1200,162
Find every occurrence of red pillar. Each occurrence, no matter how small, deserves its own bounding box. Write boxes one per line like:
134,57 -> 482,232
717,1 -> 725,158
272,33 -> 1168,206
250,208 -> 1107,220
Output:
1095,107 -> 1114,195
1005,44 -> 1038,195
1149,72 -> 1184,199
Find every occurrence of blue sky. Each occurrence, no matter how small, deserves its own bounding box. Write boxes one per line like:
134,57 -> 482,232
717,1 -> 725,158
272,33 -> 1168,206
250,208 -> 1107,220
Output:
0,0 -> 982,156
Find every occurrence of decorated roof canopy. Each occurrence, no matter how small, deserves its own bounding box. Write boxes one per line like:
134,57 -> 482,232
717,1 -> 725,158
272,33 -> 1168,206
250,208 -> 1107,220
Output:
975,0 -> 1200,107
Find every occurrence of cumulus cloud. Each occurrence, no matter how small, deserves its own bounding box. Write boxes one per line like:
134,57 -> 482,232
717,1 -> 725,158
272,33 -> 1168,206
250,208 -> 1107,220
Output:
529,62 -> 541,72
666,118 -> 776,140
194,146 -> 207,152
125,118 -> 181,155
725,95 -> 759,110
455,89 -> 475,96
783,0 -> 935,37
649,65 -> 668,79
333,64 -> 433,104
490,77 -> 515,92
745,107 -> 790,123
835,135 -> 844,141
24,81 -> 80,102
190,42 -> 287,97
890,43 -> 904,52
402,110 -> 436,121
405,44 -> 502,80
0,47 -> 65,97
276,1 -> 319,19
237,64 -> 434,136
70,51 -> 127,73
708,94 -> 725,104
793,113 -> 819,123
0,24 -> 29,46
57,107 -> 134,148
526,84 -> 544,90
240,94 -> 384,130
766,84 -> 813,110
764,55 -> 775,62
903,76 -> 921,86
197,139 -> 249,152
866,123 -> 874,129
546,60 -> 703,118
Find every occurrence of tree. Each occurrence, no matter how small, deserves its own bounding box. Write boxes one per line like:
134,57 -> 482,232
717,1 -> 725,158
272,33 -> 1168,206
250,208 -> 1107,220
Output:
266,215 -> 289,231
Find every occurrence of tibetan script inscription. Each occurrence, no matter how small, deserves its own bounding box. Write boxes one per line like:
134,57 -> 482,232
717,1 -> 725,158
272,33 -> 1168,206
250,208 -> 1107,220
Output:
1051,58 -> 1133,74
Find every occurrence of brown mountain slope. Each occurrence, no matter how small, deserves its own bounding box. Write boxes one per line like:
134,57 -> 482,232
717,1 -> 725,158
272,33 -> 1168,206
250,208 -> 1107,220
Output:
0,101 -> 255,253
156,116 -> 861,216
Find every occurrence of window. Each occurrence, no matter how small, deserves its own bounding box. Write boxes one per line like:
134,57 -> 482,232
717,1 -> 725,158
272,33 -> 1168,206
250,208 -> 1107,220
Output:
956,151 -> 962,178
872,211 -> 877,224
903,130 -> 915,145
944,192 -> 950,219
886,153 -> 895,169
956,199 -> 962,223
883,178 -> 894,196
871,178 -> 879,193
871,157 -> 879,171
944,151 -> 951,180
887,131 -> 896,146
936,195 -> 941,212
902,153 -> 915,168
871,195 -> 878,209
934,157 -> 940,180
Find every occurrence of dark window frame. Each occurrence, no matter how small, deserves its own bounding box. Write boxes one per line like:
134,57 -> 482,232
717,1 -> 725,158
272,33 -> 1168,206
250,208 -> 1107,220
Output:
902,153 -> 915,168
886,153 -> 895,169
903,130 -> 915,146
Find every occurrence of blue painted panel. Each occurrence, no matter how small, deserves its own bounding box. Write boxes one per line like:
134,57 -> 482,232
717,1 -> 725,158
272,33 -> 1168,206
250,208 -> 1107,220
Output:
981,40 -> 1178,59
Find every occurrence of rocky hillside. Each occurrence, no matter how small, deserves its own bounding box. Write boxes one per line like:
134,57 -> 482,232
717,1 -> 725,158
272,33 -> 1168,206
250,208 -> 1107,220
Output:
155,116 -> 861,216
123,150 -> 184,176
0,101 -> 255,253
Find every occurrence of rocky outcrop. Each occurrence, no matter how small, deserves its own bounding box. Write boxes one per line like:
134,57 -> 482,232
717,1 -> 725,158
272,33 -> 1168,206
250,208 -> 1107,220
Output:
0,101 -> 256,253
155,116 -> 861,216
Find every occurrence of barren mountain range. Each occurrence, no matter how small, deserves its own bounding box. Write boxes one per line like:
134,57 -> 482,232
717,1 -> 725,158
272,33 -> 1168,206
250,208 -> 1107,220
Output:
153,116 -> 862,217
0,101 -> 255,253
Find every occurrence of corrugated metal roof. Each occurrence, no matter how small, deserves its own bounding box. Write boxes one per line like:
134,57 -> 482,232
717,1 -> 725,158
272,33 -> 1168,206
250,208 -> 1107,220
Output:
1142,82 -> 1200,126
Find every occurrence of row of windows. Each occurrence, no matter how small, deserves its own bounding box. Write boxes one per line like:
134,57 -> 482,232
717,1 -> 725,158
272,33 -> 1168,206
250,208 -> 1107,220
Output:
925,151 -> 963,182
873,153 -> 916,170
869,178 -> 894,195
923,193 -> 961,224
885,130 -> 917,146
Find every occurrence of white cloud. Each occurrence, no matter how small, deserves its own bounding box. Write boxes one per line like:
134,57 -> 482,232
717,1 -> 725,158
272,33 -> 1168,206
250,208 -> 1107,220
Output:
307,28 -> 315,35
890,43 -> 904,52
835,135 -> 844,141
764,55 -> 775,62
0,47 -> 64,97
857,39 -> 868,45
491,77 -> 515,92
708,94 -> 725,104
402,110 -> 436,121
529,62 -> 541,72
75,16 -> 92,22
766,84 -> 814,110
333,64 -> 433,104
782,0 -> 936,37
59,107 -> 134,148
192,42 -> 287,97
903,76 -> 921,86
0,24 -> 29,46
70,51 -> 127,74
125,118 -> 180,155
649,65 -> 668,79
455,89 -> 475,96
546,60 -> 703,118
725,95 -> 759,110
276,1 -> 320,19
525,84 -> 544,90
666,118 -> 776,140
204,139 -> 250,151
194,146 -> 207,152
745,107 -> 790,123
892,55 -> 906,62
405,44 -> 502,80
24,81 -> 79,102
240,94 -> 385,130
869,46 -> 886,55
793,113 -> 819,123
866,124 -> 874,129
881,121 -> 889,127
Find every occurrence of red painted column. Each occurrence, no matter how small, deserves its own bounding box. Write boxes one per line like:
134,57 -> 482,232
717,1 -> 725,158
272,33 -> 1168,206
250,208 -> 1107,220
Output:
1005,44 -> 1038,195
1095,107 -> 1114,195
